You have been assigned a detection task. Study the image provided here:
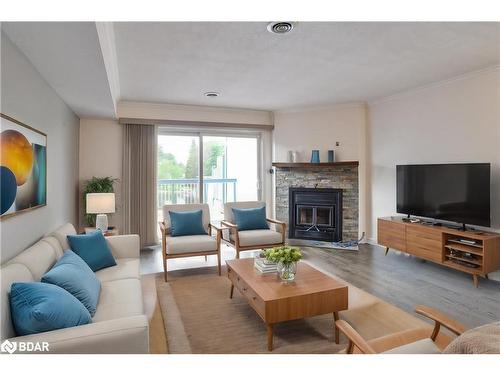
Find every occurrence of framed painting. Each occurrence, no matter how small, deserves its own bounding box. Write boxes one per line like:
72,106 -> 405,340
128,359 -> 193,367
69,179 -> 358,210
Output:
0,113 -> 47,219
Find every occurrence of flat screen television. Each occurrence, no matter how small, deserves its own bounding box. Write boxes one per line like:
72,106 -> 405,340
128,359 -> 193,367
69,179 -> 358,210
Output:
396,163 -> 491,227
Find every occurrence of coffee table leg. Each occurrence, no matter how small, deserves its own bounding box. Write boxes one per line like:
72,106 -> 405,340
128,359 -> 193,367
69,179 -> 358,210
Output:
230,284 -> 234,299
267,323 -> 273,351
333,312 -> 340,344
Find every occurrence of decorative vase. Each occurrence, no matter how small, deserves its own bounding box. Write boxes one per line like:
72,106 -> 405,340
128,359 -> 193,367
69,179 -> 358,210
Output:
310,150 -> 320,163
277,261 -> 297,282
328,150 -> 335,162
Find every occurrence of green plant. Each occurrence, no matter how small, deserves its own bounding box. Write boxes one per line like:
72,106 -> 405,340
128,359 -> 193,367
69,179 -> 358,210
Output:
263,246 -> 302,265
83,176 -> 117,226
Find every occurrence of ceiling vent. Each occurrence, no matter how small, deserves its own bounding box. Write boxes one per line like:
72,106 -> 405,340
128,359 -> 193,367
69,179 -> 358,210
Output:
267,22 -> 294,34
204,92 -> 220,97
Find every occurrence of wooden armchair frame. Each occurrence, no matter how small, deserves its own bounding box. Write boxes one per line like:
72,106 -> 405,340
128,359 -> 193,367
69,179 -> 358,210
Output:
219,218 -> 287,259
336,305 -> 468,354
159,221 -> 222,282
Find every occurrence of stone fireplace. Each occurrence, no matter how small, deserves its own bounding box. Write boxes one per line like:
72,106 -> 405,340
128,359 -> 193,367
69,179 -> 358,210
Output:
274,163 -> 359,242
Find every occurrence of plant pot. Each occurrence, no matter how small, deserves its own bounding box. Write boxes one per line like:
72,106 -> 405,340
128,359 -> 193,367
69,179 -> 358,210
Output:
277,261 -> 297,282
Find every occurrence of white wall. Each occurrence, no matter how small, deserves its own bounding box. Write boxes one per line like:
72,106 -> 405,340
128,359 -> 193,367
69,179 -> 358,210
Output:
367,68 -> 500,241
78,119 -> 123,231
273,103 -> 368,237
1,33 -> 80,263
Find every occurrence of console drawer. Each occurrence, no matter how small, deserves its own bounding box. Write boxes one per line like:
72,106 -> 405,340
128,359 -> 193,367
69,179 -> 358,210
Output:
378,219 -> 406,251
406,226 -> 442,262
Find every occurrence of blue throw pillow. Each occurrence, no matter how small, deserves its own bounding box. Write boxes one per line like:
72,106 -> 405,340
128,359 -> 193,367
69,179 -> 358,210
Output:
232,206 -> 269,231
41,250 -> 101,316
10,282 -> 91,336
169,209 -> 207,237
67,230 -> 116,272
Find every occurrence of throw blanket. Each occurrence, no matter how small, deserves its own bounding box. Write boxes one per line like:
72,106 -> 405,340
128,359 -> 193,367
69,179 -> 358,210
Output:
444,322 -> 500,354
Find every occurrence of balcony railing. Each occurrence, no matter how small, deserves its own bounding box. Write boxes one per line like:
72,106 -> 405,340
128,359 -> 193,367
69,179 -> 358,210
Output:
157,178 -> 237,208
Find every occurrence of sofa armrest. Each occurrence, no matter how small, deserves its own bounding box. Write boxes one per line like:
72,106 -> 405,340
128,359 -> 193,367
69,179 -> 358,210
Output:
106,235 -> 140,259
9,315 -> 149,354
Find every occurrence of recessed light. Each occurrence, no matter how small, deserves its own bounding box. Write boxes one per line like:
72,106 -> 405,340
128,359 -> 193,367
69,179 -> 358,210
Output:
267,22 -> 294,34
204,92 -> 220,97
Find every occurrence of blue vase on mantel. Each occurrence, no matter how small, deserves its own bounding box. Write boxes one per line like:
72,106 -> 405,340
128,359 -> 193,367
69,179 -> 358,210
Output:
310,150 -> 320,163
328,150 -> 335,163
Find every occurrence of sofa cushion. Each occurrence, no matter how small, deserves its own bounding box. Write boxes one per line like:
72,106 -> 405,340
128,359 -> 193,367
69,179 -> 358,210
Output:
41,236 -> 65,258
166,235 -> 217,254
232,229 -> 282,247
49,223 -> 77,250
41,250 -> 101,316
92,278 -> 143,322
10,282 -> 91,336
232,206 -> 269,231
383,338 -> 441,354
67,230 -> 117,272
7,240 -> 58,281
169,209 -> 207,237
95,258 -> 140,282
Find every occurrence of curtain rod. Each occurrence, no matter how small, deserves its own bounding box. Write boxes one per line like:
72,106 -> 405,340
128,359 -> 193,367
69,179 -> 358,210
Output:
118,117 -> 274,131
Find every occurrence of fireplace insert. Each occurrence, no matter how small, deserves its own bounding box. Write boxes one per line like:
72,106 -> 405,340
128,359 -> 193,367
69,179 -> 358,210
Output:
289,187 -> 342,242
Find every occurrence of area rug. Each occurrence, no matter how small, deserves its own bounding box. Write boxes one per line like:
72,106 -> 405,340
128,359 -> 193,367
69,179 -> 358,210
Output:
155,266 -> 348,354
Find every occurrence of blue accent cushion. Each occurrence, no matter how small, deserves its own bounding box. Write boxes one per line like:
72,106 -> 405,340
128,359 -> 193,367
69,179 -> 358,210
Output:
232,206 -> 269,231
41,250 -> 101,316
9,282 -> 91,336
169,209 -> 207,237
67,230 -> 116,272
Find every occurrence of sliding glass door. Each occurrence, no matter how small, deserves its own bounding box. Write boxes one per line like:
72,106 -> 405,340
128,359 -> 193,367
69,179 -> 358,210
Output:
157,131 -> 260,222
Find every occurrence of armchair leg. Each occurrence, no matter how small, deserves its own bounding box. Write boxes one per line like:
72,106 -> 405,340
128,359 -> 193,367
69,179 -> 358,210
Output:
236,249 -> 240,259
217,251 -> 221,276
163,257 -> 168,282
230,285 -> 234,299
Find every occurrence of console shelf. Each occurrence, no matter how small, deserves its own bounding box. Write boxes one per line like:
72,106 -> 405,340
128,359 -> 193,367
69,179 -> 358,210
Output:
378,217 -> 500,288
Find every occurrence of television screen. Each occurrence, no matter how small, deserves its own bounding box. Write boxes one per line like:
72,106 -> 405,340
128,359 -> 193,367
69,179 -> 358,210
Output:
396,163 -> 490,227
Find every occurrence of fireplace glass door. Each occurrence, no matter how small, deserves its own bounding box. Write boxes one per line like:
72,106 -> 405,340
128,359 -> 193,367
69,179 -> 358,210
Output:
296,205 -> 333,227
297,206 -> 313,225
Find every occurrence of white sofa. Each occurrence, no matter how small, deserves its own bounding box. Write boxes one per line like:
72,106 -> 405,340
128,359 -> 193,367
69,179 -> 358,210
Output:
0,223 -> 149,354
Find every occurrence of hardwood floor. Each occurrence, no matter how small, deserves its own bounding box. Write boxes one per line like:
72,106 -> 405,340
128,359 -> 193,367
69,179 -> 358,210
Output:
140,243 -> 500,328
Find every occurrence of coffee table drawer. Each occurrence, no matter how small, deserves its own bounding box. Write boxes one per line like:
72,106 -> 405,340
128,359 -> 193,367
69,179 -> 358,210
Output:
227,267 -> 266,318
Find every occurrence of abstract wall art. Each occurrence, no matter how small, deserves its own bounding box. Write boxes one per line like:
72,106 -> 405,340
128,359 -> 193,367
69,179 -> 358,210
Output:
0,114 -> 47,219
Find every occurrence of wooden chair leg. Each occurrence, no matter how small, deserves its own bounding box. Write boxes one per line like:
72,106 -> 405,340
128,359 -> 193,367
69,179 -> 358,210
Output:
236,248 -> 240,259
163,256 -> 168,282
217,251 -> 221,276
385,247 -> 389,256
230,285 -> 234,299
333,312 -> 340,344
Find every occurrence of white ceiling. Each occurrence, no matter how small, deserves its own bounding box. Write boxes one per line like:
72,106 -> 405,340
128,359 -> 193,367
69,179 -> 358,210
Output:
3,22 -> 500,117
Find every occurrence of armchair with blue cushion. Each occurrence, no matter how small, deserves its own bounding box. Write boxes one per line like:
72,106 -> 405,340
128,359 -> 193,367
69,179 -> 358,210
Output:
159,203 -> 221,282
219,201 -> 286,259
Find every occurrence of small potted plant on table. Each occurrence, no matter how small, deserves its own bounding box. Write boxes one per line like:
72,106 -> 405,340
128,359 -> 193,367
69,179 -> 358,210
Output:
264,246 -> 302,282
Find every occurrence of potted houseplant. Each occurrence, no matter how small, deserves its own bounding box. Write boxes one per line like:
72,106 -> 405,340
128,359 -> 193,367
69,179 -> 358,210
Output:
263,246 -> 302,282
83,176 -> 117,227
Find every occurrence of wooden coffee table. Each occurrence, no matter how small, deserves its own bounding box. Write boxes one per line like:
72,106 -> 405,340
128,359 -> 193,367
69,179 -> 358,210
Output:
226,258 -> 348,351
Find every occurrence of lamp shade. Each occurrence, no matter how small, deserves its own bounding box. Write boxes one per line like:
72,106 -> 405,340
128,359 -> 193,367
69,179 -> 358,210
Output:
86,193 -> 115,214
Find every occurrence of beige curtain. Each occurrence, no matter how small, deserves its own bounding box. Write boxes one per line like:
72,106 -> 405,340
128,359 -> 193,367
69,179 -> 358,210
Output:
122,124 -> 158,248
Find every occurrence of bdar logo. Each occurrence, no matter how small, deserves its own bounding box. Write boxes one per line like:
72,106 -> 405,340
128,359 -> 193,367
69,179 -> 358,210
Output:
1,339 -> 17,354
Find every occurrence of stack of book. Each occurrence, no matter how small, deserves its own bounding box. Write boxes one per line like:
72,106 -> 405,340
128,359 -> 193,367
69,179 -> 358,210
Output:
254,258 -> 277,274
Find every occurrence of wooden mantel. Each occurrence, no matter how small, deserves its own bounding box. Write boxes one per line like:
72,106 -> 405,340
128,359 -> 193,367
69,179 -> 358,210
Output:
272,161 -> 359,168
